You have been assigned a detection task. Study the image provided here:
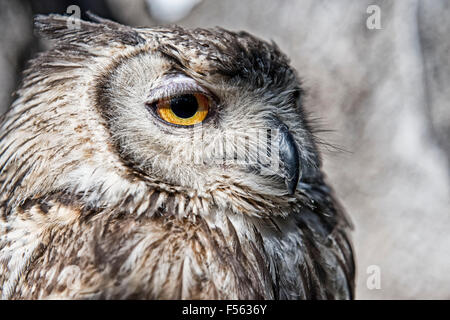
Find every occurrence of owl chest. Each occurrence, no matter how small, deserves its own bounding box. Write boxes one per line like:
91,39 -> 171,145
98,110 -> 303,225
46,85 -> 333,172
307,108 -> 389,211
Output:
111,213 -> 308,300
7,210 -> 306,299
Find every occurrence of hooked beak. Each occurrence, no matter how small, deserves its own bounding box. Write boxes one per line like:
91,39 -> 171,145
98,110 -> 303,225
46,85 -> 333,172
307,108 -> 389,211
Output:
277,122 -> 300,195
222,117 -> 300,195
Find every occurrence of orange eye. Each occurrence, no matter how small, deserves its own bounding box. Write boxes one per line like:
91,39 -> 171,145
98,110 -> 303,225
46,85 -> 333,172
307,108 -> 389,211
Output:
155,93 -> 210,126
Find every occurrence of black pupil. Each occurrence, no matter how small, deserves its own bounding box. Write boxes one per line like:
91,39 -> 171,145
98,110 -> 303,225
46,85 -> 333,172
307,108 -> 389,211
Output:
170,94 -> 199,119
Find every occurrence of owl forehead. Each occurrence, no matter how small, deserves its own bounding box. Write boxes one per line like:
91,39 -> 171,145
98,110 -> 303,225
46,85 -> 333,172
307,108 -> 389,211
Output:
135,26 -> 298,90
33,15 -> 299,95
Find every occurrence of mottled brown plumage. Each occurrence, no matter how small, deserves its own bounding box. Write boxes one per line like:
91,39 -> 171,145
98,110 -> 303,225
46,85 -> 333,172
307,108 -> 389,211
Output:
0,14 -> 354,299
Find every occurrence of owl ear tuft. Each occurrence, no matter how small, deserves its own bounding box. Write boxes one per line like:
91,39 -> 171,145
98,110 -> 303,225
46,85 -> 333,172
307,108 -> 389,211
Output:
34,13 -> 146,47
85,11 -> 127,31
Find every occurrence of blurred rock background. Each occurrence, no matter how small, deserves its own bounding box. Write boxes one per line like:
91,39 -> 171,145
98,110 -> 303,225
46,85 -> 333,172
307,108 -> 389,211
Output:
1,0 -> 449,299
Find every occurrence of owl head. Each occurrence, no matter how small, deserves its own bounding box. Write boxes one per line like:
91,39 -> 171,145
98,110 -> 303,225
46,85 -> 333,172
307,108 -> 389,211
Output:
1,14 -> 322,218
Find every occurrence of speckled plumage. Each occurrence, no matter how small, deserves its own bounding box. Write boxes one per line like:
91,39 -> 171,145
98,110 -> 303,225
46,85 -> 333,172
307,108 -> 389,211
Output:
0,14 -> 354,299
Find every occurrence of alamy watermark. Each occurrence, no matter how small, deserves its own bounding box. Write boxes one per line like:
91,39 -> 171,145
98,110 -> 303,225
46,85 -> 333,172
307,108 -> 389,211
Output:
366,265 -> 381,290
366,5 -> 382,30
187,125 -> 283,175
66,5 -> 81,30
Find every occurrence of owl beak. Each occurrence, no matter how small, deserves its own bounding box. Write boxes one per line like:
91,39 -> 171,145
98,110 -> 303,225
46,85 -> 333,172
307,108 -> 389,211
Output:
277,122 -> 300,195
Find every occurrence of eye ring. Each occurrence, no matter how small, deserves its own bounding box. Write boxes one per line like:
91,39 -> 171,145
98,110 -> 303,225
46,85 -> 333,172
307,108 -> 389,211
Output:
148,92 -> 215,128
145,75 -> 217,128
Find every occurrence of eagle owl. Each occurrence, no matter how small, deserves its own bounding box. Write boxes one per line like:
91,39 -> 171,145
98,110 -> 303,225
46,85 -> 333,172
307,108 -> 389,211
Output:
0,14 -> 355,299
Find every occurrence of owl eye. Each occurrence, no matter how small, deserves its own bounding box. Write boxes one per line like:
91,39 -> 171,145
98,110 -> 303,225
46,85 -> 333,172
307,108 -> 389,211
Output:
155,93 -> 210,126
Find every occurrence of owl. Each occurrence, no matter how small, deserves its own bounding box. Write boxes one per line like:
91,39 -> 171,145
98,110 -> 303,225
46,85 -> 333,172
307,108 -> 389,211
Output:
0,13 -> 354,299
